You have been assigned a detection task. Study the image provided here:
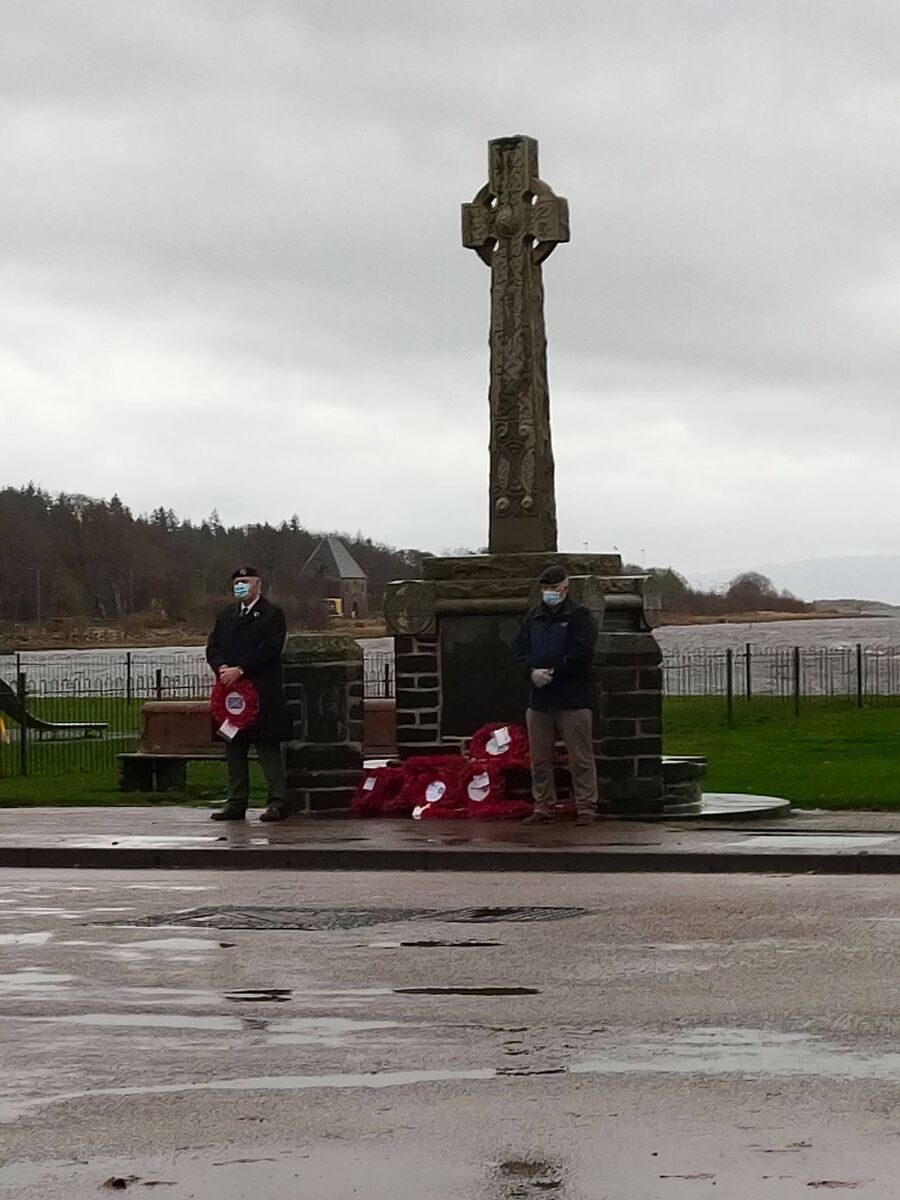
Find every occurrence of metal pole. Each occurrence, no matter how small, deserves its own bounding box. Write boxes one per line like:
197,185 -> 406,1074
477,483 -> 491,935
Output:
155,668 -> 163,701
384,661 -> 391,698
16,672 -> 28,777
793,646 -> 801,717
726,648 -> 734,726
126,652 -> 133,703
745,642 -> 752,702
856,643 -> 864,709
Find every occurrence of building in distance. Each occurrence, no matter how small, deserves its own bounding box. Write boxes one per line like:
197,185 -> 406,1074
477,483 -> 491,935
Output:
300,536 -> 368,619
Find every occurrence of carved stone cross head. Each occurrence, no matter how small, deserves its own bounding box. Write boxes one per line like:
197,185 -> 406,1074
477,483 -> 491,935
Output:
461,135 -> 569,266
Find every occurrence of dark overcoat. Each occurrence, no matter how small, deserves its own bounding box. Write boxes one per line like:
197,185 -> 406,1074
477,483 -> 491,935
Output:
206,597 -> 291,743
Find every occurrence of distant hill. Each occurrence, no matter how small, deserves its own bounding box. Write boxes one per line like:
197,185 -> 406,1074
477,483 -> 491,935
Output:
689,556 -> 900,607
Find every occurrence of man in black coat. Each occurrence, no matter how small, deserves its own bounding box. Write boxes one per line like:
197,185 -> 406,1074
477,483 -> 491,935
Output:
206,567 -> 292,822
514,563 -> 599,825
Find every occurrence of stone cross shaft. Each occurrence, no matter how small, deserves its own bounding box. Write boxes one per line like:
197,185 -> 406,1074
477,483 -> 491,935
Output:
462,135 -> 570,555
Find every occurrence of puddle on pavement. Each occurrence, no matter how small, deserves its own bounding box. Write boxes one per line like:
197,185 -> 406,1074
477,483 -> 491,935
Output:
124,885 -> 212,892
269,1016 -> 400,1035
26,1012 -> 244,1032
266,1016 -> 405,1044
8,1022 -> 900,1123
225,988 -> 292,1003
15,1012 -> 400,1041
116,937 -> 221,952
13,1013 -> 403,1042
569,1027 -> 900,1081
395,987 -> 539,996
0,1067 -> 499,1121
82,934 -> 225,964
0,908 -> 84,919
498,1066 -> 566,1077
369,940 -> 502,949
64,836 -> 227,848
0,971 -> 73,995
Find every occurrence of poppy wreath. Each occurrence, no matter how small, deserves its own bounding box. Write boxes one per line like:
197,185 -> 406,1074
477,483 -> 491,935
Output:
210,678 -> 260,732
350,766 -> 405,817
399,755 -> 467,820
468,722 -> 530,768
462,759 -> 532,821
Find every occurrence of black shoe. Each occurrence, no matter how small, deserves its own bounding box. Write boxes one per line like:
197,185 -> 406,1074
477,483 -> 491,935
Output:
210,804 -> 247,821
522,811 -> 557,825
259,802 -> 290,823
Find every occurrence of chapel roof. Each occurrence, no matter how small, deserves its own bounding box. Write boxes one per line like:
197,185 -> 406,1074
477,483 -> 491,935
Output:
300,536 -> 367,580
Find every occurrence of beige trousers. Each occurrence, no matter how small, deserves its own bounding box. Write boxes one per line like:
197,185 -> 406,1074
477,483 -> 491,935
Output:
526,707 -> 598,816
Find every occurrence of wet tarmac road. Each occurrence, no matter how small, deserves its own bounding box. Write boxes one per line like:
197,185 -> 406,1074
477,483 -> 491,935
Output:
2,868 -> 900,1198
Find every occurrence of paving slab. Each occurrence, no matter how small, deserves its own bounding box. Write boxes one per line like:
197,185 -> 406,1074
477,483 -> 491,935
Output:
4,803 -> 900,873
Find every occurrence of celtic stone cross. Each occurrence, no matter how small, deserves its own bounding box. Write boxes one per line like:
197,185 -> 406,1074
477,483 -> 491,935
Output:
462,135 -> 569,555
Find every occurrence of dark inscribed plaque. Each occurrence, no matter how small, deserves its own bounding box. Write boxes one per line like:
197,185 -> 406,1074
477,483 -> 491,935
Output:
439,615 -> 530,739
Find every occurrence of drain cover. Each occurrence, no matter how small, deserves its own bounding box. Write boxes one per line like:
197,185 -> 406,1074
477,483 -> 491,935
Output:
111,905 -> 587,931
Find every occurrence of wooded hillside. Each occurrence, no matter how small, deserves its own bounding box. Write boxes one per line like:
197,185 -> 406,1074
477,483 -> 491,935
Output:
0,485 -> 422,626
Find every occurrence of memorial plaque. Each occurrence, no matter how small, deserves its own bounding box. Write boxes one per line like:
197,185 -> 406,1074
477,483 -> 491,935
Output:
439,614 -> 529,739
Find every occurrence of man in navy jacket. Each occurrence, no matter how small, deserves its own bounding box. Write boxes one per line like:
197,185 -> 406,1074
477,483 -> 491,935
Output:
514,564 -> 599,824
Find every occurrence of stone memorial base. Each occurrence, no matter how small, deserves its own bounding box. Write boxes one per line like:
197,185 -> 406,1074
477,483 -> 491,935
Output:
282,635 -> 364,816
385,552 -> 675,817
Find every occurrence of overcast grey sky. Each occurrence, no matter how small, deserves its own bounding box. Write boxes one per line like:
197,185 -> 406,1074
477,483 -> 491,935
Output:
2,0 -> 899,571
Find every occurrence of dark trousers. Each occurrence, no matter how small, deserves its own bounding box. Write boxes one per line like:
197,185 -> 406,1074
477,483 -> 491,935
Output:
526,707 -> 598,816
225,739 -> 286,809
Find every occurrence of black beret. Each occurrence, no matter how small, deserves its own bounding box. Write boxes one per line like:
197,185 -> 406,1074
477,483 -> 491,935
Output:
539,564 -> 568,585
231,566 -> 260,580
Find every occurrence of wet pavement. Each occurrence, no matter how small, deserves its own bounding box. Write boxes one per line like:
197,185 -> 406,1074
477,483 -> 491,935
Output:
7,806 -> 900,874
3,868 -> 900,1196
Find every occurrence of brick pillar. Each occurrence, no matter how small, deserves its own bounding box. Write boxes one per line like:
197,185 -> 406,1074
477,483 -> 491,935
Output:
394,633 -> 444,758
595,631 -> 664,816
282,634 -> 363,815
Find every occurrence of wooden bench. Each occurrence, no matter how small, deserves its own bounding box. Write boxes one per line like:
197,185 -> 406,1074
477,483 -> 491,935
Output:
118,699 -> 240,793
117,750 -> 257,793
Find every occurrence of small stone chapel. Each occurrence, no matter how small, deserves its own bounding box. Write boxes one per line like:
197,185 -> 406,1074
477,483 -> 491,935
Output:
300,536 -> 369,619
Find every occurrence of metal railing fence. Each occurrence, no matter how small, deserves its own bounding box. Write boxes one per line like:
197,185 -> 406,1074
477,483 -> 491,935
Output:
0,653 -> 211,778
661,643 -> 900,710
1,644 -> 898,779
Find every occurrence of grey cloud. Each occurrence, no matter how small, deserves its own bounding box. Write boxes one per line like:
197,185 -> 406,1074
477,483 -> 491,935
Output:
2,0 -> 900,567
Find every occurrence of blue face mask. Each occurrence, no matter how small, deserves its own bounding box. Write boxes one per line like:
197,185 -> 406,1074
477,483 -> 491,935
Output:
233,581 -> 251,600
542,590 -> 563,607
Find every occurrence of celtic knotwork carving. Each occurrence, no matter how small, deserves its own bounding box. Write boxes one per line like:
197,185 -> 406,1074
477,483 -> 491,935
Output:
496,454 -> 512,513
520,446 -> 535,510
462,136 -> 569,554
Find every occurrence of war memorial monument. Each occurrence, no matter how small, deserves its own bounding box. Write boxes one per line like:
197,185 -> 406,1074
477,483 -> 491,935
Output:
379,134 -> 697,816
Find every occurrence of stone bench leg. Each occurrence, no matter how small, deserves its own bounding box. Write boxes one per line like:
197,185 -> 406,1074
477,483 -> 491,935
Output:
119,758 -> 154,793
153,760 -> 188,792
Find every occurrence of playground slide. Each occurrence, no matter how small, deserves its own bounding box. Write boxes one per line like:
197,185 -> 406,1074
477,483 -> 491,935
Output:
0,678 -> 108,735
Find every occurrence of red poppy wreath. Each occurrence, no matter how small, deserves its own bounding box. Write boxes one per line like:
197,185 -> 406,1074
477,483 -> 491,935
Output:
210,678 -> 260,740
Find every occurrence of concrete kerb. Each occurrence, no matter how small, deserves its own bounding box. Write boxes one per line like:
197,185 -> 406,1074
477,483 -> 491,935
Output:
0,844 -> 897,874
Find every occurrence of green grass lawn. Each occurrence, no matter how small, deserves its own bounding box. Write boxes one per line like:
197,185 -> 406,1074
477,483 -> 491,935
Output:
664,697 -> 900,810
0,761 -> 268,808
26,697 -> 146,724
1,696 -> 898,809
